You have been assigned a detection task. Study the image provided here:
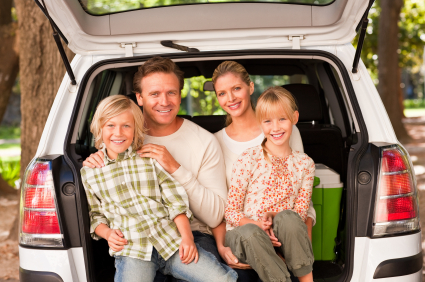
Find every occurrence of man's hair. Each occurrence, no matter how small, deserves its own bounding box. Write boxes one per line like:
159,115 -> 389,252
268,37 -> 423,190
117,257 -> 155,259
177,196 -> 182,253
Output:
133,56 -> 185,94
90,95 -> 145,151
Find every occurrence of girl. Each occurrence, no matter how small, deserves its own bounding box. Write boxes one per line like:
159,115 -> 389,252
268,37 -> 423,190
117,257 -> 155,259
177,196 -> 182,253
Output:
224,87 -> 314,282
210,61 -> 315,274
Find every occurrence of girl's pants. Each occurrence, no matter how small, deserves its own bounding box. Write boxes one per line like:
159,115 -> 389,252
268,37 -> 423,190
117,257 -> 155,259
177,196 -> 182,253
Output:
225,210 -> 314,282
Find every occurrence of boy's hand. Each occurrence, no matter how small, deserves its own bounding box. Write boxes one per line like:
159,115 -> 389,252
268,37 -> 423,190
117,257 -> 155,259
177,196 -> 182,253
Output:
218,246 -> 252,269
83,151 -> 105,168
105,229 -> 128,252
179,237 -> 199,264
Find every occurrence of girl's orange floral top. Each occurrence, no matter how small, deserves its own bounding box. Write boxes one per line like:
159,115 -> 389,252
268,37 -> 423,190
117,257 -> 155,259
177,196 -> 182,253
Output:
225,145 -> 315,230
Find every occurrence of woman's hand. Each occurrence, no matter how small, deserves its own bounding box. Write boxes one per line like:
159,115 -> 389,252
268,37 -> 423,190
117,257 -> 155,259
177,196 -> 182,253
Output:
179,237 -> 199,264
105,229 -> 128,252
83,151 -> 105,168
218,246 -> 252,269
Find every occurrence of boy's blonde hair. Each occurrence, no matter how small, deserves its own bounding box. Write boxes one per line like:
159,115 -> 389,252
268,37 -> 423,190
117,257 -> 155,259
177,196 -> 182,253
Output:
90,95 -> 145,151
256,86 -> 298,161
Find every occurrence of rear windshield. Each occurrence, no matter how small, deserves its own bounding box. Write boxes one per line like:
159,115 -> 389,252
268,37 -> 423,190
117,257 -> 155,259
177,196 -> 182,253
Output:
79,0 -> 336,16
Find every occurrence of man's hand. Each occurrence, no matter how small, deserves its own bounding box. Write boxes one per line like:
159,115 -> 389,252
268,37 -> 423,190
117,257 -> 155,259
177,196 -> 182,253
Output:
138,144 -> 181,174
105,229 -> 128,252
83,151 -> 105,168
179,237 -> 199,264
218,246 -> 252,269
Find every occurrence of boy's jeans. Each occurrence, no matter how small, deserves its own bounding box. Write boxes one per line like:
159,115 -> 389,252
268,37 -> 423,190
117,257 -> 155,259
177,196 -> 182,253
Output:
114,244 -> 238,282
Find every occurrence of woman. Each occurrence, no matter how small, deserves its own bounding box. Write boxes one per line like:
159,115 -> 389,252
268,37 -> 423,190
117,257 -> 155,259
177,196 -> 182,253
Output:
210,61 -> 316,280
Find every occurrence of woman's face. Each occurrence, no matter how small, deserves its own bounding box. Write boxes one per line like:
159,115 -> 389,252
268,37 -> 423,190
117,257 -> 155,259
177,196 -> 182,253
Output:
215,72 -> 254,118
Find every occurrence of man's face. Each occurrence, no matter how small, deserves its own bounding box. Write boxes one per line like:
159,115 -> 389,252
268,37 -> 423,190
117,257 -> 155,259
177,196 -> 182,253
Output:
135,72 -> 181,129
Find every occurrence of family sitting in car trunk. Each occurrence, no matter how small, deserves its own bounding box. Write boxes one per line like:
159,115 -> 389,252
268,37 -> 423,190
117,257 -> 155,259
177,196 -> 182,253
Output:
81,57 -> 315,282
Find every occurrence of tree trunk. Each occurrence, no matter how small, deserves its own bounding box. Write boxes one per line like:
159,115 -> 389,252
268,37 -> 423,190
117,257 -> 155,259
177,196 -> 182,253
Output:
8,0 -> 75,241
15,0 -> 75,178
0,0 -> 19,124
378,0 -> 411,143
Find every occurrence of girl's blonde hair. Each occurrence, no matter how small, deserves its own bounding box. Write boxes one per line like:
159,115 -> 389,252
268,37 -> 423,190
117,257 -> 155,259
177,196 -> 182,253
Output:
212,61 -> 254,126
90,95 -> 145,151
256,86 -> 298,161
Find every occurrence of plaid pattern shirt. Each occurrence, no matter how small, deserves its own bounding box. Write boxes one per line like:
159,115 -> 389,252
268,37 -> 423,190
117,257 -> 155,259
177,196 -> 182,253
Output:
80,146 -> 192,261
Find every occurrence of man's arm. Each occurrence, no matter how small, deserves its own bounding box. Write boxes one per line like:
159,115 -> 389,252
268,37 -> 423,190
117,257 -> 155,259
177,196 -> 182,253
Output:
141,135 -> 227,228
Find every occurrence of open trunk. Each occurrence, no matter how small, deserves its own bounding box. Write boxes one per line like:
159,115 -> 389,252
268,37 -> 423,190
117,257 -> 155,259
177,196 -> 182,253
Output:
64,50 -> 366,282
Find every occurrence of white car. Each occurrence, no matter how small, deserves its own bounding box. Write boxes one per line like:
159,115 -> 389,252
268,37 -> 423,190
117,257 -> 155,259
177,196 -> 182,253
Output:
18,0 -> 422,281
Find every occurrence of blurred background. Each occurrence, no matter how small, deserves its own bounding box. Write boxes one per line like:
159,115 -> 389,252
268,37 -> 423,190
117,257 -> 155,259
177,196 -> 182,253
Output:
0,0 -> 425,280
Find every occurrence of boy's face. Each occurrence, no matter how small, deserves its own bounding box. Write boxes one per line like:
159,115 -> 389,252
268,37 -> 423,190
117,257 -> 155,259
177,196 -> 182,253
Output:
102,110 -> 135,160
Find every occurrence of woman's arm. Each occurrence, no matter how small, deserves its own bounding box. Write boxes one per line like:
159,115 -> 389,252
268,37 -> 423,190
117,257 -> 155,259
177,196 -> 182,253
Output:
211,222 -> 252,269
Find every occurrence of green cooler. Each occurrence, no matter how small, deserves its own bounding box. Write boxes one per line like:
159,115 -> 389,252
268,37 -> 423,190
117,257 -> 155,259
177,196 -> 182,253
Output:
311,164 -> 343,261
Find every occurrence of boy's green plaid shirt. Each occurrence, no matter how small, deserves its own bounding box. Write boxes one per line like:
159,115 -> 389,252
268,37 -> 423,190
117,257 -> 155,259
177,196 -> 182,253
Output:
80,146 -> 192,261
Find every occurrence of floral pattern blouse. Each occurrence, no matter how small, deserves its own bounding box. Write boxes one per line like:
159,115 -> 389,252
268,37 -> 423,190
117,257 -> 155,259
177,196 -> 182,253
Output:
225,145 -> 315,230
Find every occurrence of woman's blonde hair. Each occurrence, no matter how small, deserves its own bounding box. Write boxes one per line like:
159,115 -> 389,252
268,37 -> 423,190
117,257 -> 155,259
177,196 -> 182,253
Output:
256,86 -> 298,161
90,95 -> 145,151
212,61 -> 254,126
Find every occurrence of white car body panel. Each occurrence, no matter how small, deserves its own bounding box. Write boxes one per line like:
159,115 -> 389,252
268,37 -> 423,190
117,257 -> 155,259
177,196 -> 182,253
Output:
19,247 -> 87,282
40,0 -> 370,56
351,233 -> 422,282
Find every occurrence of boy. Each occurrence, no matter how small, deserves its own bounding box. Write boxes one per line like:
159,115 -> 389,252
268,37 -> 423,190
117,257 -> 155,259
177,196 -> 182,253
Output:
81,95 -> 237,282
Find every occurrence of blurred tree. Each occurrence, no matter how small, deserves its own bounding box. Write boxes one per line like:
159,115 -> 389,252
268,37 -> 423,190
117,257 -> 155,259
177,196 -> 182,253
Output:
7,0 -> 75,240
0,0 -> 19,196
0,0 -> 19,127
354,0 -> 425,142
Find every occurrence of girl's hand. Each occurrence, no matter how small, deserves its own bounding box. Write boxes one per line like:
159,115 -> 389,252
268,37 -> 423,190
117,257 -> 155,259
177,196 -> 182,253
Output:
105,229 -> 128,252
218,246 -> 252,269
179,237 -> 199,264
261,212 -> 281,247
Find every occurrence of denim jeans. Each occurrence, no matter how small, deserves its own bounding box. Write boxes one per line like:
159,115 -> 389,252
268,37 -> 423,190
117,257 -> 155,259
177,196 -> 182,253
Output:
115,244 -> 238,282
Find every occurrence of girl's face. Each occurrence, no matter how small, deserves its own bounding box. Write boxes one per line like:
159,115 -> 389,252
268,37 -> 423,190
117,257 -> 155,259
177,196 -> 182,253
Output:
102,110 -> 135,160
261,110 -> 299,148
215,72 -> 254,118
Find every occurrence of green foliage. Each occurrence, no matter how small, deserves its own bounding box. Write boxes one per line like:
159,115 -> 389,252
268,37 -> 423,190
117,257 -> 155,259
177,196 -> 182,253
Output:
81,0 -> 334,15
0,159 -> 20,188
180,76 -> 225,115
353,0 -> 425,85
404,99 -> 425,108
0,126 -> 21,140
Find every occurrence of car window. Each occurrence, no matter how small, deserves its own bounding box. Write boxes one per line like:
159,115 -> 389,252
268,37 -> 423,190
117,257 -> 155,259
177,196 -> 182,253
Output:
79,0 -> 336,15
178,74 -> 309,116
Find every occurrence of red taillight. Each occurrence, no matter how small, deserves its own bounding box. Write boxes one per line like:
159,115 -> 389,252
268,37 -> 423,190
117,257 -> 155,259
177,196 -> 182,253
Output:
379,173 -> 413,196
24,187 -> 55,209
381,150 -> 407,172
373,146 -> 419,236
26,163 -> 50,185
19,160 -> 63,247
22,211 -> 60,234
376,197 -> 417,222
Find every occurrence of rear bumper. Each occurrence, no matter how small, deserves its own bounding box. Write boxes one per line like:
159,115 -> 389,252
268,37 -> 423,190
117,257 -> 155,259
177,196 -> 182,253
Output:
19,246 -> 87,282
351,232 -> 422,281
20,267 -> 64,282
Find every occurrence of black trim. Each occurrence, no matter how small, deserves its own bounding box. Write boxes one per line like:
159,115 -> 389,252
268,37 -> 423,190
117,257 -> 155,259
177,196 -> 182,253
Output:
33,0 -> 68,45
80,1 -> 337,17
20,267 -> 64,282
373,252 -> 423,279
62,49 -> 369,282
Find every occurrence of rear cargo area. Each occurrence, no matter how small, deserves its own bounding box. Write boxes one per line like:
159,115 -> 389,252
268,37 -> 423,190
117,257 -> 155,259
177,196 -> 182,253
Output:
69,56 -> 359,282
